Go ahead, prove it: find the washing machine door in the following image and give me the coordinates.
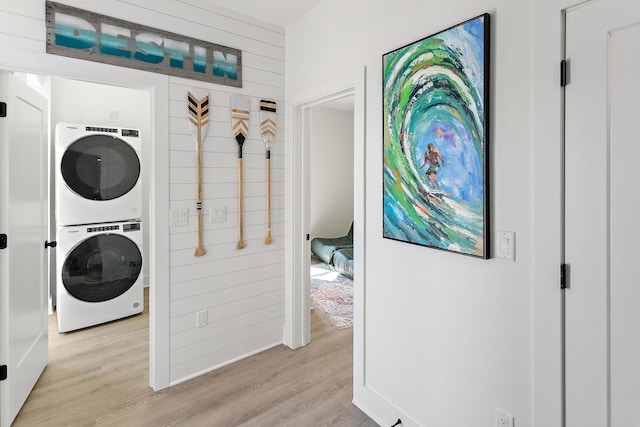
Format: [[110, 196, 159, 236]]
[[61, 134, 140, 201], [62, 233, 142, 302]]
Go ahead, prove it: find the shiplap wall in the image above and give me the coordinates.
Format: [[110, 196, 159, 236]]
[[168, 78, 286, 381], [0, 0, 285, 386]]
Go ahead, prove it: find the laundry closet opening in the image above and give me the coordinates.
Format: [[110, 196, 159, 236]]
[[49, 77, 151, 309], [22, 72, 152, 364]]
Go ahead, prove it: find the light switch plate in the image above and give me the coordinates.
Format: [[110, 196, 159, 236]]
[[496, 230, 515, 261], [170, 208, 189, 227], [209, 206, 227, 223], [196, 310, 207, 328]]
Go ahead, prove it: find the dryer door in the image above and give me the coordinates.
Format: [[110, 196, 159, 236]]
[[61, 134, 140, 201], [62, 233, 142, 302]]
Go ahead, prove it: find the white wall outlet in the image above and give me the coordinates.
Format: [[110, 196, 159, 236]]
[[196, 310, 207, 328], [495, 408, 514, 427]]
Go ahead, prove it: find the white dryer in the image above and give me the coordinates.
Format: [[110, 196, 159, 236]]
[[56, 221, 144, 332], [55, 123, 142, 226]]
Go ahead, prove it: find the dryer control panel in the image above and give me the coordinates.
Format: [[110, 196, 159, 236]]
[[123, 223, 141, 232], [121, 129, 140, 138]]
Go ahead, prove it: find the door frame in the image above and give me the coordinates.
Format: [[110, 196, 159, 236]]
[[0, 51, 171, 390], [531, 1, 578, 425], [284, 68, 366, 361]]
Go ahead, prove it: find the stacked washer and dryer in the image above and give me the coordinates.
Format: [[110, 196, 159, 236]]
[[55, 124, 144, 332]]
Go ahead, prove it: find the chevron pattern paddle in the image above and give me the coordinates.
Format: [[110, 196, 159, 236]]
[[188, 91, 210, 257], [231, 95, 251, 249], [260, 100, 277, 244]]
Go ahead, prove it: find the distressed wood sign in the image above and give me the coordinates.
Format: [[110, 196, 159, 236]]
[[45, 1, 242, 87]]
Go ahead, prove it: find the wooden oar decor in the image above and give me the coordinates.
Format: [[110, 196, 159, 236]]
[[231, 95, 250, 249], [188, 90, 210, 257], [260, 100, 277, 245]]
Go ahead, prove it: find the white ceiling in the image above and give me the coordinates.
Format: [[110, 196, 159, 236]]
[[198, 0, 352, 111], [200, 0, 324, 28]]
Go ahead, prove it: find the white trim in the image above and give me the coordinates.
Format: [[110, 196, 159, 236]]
[[532, 1, 573, 426], [148, 78, 170, 391], [0, 47, 171, 391]]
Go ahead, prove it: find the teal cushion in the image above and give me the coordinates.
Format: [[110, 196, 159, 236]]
[[311, 235, 351, 264], [332, 248, 354, 279], [310, 222, 354, 264]]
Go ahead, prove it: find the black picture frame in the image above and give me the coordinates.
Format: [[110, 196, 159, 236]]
[[382, 13, 491, 258]]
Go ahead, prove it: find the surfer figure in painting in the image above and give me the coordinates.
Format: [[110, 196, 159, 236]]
[[420, 143, 445, 191]]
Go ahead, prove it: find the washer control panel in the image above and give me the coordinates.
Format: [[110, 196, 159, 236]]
[[87, 224, 120, 233]]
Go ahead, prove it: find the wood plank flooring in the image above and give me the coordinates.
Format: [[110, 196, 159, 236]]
[[13, 288, 377, 427]]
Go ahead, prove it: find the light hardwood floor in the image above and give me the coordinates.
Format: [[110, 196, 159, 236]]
[[13, 288, 377, 426]]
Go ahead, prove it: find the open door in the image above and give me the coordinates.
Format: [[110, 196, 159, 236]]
[[564, 1, 640, 425], [0, 71, 49, 426]]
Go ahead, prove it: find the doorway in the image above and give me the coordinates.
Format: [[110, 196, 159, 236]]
[[0, 62, 171, 411], [9, 73, 154, 418], [285, 66, 366, 395], [13, 74, 152, 320], [308, 96, 355, 328]]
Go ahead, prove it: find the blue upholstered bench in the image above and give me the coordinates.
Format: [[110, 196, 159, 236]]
[[310, 222, 354, 278]]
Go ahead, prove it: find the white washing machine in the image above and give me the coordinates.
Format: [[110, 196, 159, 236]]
[[56, 221, 144, 332], [55, 123, 142, 226]]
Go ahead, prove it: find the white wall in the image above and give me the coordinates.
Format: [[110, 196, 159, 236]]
[[0, 0, 285, 389], [287, 0, 534, 426], [309, 106, 354, 238], [50, 78, 152, 286]]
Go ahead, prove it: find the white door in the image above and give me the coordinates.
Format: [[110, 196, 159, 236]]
[[0, 71, 49, 426], [565, 1, 640, 425]]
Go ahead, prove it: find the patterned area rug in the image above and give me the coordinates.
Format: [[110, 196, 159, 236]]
[[310, 260, 353, 329]]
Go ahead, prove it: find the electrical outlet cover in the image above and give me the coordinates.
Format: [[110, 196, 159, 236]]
[[495, 408, 514, 427]]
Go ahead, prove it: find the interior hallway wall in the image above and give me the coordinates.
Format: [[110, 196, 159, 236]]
[[287, 0, 534, 426], [309, 106, 354, 238]]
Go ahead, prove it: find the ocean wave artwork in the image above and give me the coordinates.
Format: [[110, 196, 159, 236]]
[[382, 14, 490, 258]]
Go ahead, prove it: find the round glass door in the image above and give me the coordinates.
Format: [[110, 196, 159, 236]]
[[62, 234, 142, 302], [61, 135, 140, 201]]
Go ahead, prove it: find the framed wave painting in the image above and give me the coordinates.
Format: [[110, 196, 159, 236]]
[[382, 14, 490, 258]]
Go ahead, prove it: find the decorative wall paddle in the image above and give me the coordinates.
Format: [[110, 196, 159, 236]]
[[260, 100, 277, 244], [231, 95, 250, 249], [188, 90, 210, 257]]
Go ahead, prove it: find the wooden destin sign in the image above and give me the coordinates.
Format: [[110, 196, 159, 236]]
[[45, 1, 242, 87]]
